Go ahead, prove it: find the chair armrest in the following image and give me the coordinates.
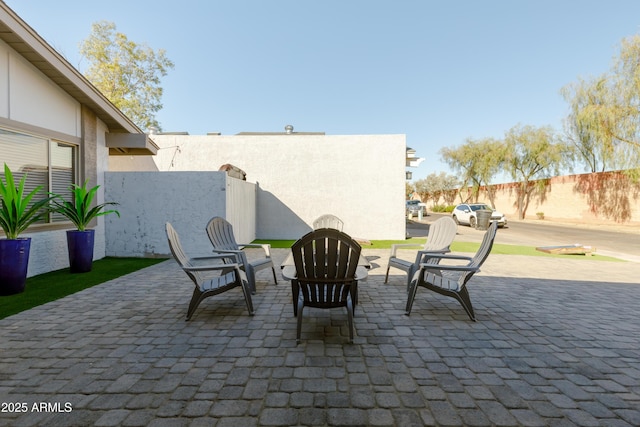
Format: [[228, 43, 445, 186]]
[[416, 249, 450, 256], [239, 243, 272, 258], [192, 254, 238, 263], [418, 253, 473, 262], [211, 248, 242, 254], [414, 248, 450, 264], [389, 243, 423, 257], [420, 263, 479, 272], [183, 263, 241, 272], [211, 249, 247, 263]]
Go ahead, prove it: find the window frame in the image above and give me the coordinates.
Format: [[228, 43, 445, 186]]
[[0, 125, 80, 234]]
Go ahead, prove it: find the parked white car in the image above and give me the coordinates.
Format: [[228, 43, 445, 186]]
[[452, 203, 507, 228]]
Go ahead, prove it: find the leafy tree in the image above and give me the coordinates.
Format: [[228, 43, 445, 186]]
[[414, 172, 459, 206], [561, 76, 613, 173], [440, 137, 505, 207], [440, 176, 460, 205], [406, 181, 415, 199], [503, 124, 569, 219], [561, 34, 640, 179], [80, 21, 174, 131]]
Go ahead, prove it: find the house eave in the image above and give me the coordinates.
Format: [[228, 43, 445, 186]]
[[106, 133, 159, 155]]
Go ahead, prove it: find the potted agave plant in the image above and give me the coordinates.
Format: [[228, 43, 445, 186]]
[[0, 163, 54, 295], [51, 180, 120, 273]]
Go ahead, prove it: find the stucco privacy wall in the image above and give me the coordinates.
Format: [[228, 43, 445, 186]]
[[1, 38, 108, 276], [105, 172, 256, 257], [488, 172, 640, 225], [110, 134, 407, 240], [430, 171, 640, 226]]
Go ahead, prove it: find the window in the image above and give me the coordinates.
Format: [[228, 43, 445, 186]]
[[0, 127, 78, 225], [470, 204, 489, 211]]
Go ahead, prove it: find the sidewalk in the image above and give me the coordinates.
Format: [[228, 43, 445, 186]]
[[1, 248, 638, 426]]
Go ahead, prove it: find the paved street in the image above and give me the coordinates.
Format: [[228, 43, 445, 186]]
[[409, 214, 640, 262], [1, 244, 638, 426]]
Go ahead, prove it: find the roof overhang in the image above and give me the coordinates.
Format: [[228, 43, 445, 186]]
[[0, 3, 155, 155], [106, 133, 159, 155]]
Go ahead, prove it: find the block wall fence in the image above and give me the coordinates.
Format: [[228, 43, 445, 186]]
[[433, 171, 640, 227], [104, 172, 256, 258]]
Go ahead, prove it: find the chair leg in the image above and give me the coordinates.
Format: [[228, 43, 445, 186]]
[[296, 303, 304, 344], [271, 266, 278, 285], [351, 282, 358, 313], [347, 299, 354, 343], [404, 280, 420, 316], [384, 265, 390, 284], [454, 287, 476, 321], [240, 282, 255, 316], [291, 280, 299, 316], [186, 288, 205, 321], [406, 265, 418, 293], [245, 264, 257, 294]]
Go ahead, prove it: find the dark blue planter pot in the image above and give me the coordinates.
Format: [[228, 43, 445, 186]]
[[67, 230, 95, 273], [0, 238, 31, 296]]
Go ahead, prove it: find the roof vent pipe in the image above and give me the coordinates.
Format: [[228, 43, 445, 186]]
[[285, 125, 294, 134]]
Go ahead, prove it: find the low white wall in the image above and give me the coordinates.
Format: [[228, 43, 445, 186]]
[[23, 229, 69, 277], [105, 171, 256, 257], [23, 225, 106, 277], [111, 134, 407, 240]]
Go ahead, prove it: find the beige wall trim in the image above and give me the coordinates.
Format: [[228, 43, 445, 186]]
[[0, 116, 81, 144]]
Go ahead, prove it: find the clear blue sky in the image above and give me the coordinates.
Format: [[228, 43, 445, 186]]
[[6, 0, 640, 181]]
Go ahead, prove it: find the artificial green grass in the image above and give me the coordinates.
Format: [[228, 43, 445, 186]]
[[0, 257, 168, 320], [254, 239, 622, 261]]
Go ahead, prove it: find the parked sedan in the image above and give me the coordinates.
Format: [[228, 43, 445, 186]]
[[452, 203, 507, 228]]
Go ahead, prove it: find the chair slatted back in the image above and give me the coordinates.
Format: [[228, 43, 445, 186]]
[[312, 214, 344, 231], [458, 221, 498, 286], [206, 216, 240, 251], [424, 216, 457, 252], [292, 228, 361, 308], [166, 222, 203, 285], [470, 221, 498, 269]]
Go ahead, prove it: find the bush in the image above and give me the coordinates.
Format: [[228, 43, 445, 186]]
[[431, 204, 456, 213]]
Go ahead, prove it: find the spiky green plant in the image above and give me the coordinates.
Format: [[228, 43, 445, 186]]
[[51, 180, 120, 231], [0, 163, 54, 239]]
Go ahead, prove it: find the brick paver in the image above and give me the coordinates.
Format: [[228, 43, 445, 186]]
[[1, 247, 639, 426]]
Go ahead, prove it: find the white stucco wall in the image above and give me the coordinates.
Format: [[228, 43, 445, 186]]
[[21, 229, 69, 277], [110, 134, 407, 240], [105, 171, 256, 258], [0, 39, 81, 137], [0, 41, 8, 118]]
